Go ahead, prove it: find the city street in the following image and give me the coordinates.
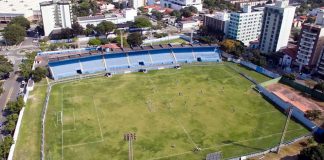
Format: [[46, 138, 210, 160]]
[[0, 38, 38, 138]]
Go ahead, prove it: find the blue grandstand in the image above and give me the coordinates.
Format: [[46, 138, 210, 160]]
[[47, 45, 222, 80]]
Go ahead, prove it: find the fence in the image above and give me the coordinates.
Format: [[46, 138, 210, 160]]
[[227, 134, 312, 160], [240, 61, 280, 79], [259, 77, 281, 87], [280, 78, 324, 101]]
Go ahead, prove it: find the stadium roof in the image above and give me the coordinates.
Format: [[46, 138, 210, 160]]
[[0, 0, 48, 17]]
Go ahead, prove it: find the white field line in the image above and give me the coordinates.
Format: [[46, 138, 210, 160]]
[[92, 97, 104, 140], [167, 103, 199, 149], [61, 87, 64, 160], [149, 127, 306, 160], [63, 139, 105, 148]]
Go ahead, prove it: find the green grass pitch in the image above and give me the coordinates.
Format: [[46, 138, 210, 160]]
[[44, 63, 309, 160]]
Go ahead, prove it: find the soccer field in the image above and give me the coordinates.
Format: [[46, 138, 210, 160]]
[[44, 63, 309, 160]]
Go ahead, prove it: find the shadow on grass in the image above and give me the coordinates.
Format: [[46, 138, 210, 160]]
[[221, 140, 265, 151]]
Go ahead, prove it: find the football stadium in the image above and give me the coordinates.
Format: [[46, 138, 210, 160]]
[[19, 44, 324, 159]]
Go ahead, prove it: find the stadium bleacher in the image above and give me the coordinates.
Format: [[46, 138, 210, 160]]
[[172, 48, 195, 63], [47, 45, 222, 80], [104, 53, 130, 70], [80, 56, 106, 74], [149, 49, 175, 65], [128, 51, 152, 67], [49, 59, 82, 80]]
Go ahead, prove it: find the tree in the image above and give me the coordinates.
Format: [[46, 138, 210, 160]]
[[32, 67, 48, 82], [188, 6, 198, 14], [170, 10, 181, 19], [180, 8, 192, 18], [6, 96, 24, 114], [9, 16, 30, 30], [0, 55, 13, 79], [134, 17, 152, 28], [298, 144, 324, 160], [219, 39, 244, 57], [305, 110, 322, 120], [127, 32, 143, 47], [72, 22, 84, 36], [152, 10, 163, 21], [96, 21, 116, 37], [88, 38, 101, 46], [3, 24, 26, 45], [19, 52, 37, 79], [0, 136, 13, 158], [6, 114, 18, 123], [3, 120, 16, 134], [282, 73, 296, 80], [314, 82, 324, 92]]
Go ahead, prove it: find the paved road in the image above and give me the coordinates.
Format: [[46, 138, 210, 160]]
[[0, 38, 38, 137]]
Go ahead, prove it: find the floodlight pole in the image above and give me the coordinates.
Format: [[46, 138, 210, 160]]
[[121, 30, 123, 48], [276, 107, 293, 153]]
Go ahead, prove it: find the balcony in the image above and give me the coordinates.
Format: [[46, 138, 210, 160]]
[[300, 39, 314, 45], [303, 30, 318, 36], [300, 42, 313, 48], [296, 59, 308, 65], [302, 34, 316, 40], [318, 69, 324, 75], [298, 48, 312, 54]]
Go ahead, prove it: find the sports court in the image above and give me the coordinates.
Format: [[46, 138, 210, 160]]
[[267, 83, 324, 112], [44, 63, 309, 160]]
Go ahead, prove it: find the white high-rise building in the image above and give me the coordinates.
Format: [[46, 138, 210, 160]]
[[227, 5, 263, 46], [259, 0, 296, 54], [160, 0, 202, 11], [130, 0, 146, 9], [40, 0, 73, 36]]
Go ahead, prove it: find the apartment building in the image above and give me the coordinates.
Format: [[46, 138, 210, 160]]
[[203, 11, 230, 37], [259, 0, 296, 54], [40, 0, 73, 36], [296, 10, 324, 70], [317, 48, 324, 77], [130, 0, 146, 9], [227, 5, 263, 46]]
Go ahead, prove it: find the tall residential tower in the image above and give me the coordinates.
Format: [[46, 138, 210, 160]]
[[40, 0, 73, 36], [259, 0, 295, 54]]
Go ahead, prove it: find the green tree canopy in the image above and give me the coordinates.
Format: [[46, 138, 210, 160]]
[[9, 16, 30, 29], [32, 67, 48, 82], [3, 24, 26, 45], [96, 21, 116, 36], [170, 10, 181, 19], [127, 32, 143, 47], [314, 82, 324, 92], [88, 38, 102, 46], [0, 136, 13, 158], [19, 52, 37, 79], [298, 144, 324, 160], [152, 10, 163, 21], [219, 39, 244, 57], [0, 55, 13, 79], [134, 17, 152, 28], [72, 22, 84, 36]]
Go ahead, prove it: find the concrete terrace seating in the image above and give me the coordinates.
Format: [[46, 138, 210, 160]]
[[104, 53, 129, 70], [46, 45, 222, 80], [172, 48, 195, 63], [149, 49, 175, 65], [128, 51, 152, 67], [193, 47, 220, 62], [80, 56, 106, 74], [49, 59, 82, 80]]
